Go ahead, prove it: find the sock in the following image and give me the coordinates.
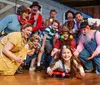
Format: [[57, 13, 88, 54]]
[[37, 62, 40, 66]]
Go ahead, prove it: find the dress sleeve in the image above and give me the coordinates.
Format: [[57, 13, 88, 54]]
[[8, 32, 21, 46]]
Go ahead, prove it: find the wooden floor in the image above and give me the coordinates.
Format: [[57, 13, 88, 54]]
[[0, 70, 100, 85]]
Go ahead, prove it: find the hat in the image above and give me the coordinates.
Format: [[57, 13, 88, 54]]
[[62, 26, 69, 33], [30, 1, 41, 10], [80, 21, 89, 29], [65, 10, 75, 20]]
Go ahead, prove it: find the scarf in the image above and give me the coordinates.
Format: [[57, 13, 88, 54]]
[[18, 15, 29, 25]]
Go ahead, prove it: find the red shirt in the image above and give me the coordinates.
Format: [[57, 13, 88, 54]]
[[28, 13, 42, 32], [54, 39, 76, 52]]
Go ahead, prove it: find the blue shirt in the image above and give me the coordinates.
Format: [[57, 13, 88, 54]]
[[0, 14, 21, 34]]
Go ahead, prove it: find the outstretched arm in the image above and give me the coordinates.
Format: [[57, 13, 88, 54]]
[[47, 61, 60, 76]]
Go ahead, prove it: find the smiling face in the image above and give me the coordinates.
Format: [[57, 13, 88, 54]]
[[22, 25, 32, 39], [62, 32, 69, 40], [67, 12, 74, 20], [75, 13, 83, 23], [31, 6, 39, 13], [52, 22, 58, 31], [33, 39, 39, 48], [61, 48, 72, 61]]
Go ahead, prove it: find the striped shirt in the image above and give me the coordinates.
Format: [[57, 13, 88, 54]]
[[44, 26, 58, 41]]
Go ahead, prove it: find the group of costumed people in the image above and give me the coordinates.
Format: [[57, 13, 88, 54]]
[[0, 1, 42, 75], [0, 1, 100, 80]]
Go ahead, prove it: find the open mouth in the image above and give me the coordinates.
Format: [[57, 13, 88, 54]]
[[27, 33, 30, 37], [83, 34, 86, 36], [64, 56, 71, 59]]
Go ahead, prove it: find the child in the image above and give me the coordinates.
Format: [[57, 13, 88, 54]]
[[35, 20, 59, 71], [47, 46, 85, 78], [25, 34, 41, 72], [50, 26, 76, 65]]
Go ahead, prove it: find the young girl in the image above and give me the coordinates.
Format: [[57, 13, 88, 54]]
[[25, 34, 41, 72], [47, 46, 85, 78], [50, 26, 76, 65]]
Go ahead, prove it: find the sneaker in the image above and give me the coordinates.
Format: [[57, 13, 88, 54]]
[[29, 67, 36, 72], [18, 66, 23, 72], [16, 69, 23, 74], [35, 66, 42, 72], [16, 66, 23, 74]]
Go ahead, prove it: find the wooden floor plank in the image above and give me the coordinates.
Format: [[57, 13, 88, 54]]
[[0, 70, 100, 85]]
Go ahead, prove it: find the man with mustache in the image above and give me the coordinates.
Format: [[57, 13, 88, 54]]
[[75, 12, 100, 29], [74, 22, 100, 74]]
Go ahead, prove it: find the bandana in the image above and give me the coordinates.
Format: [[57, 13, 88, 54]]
[[18, 15, 29, 25]]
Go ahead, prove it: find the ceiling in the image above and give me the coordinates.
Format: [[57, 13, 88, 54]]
[[54, 0, 100, 7]]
